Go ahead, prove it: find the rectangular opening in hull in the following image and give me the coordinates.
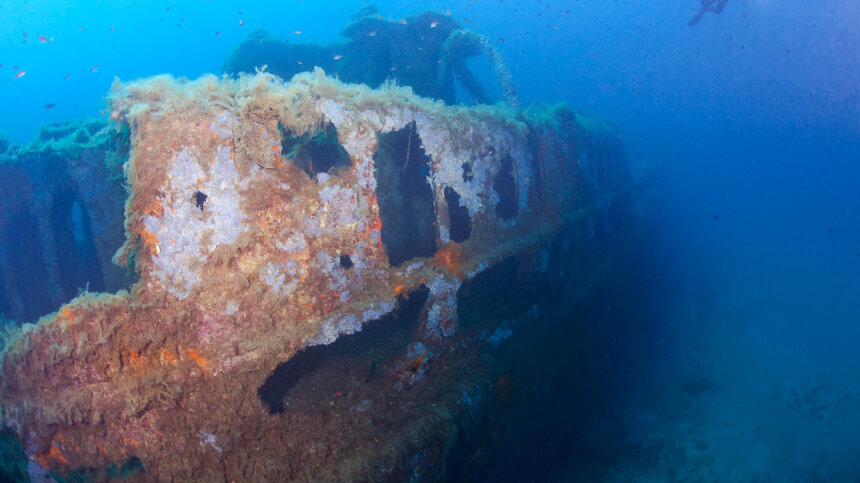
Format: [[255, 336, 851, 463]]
[[374, 122, 437, 266]]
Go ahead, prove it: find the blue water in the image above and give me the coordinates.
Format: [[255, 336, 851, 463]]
[[2, 0, 859, 480]]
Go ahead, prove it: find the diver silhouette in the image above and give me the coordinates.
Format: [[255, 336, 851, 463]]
[[687, 0, 729, 26]]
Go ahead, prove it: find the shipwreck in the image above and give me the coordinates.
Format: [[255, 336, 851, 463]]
[[0, 9, 634, 482]]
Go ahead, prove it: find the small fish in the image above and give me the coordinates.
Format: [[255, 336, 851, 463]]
[[64, 75, 71, 79], [23, 30, 27, 40], [0, 63, 3, 69], [38, 35, 48, 43], [712, 215, 719, 221], [44, 104, 55, 109], [110, 25, 115, 33], [14, 70, 26, 79], [239, 19, 243, 26], [498, 37, 505, 42], [430, 20, 438, 28], [215, 31, 221, 36], [333, 54, 342, 60], [368, 30, 376, 37], [77, 27, 85, 31], [551, 25, 560, 30], [333, 392, 344, 397], [400, 18, 408, 24], [291, 30, 302, 35], [91, 64, 99, 72]]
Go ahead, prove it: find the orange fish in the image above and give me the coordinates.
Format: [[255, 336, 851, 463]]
[[14, 70, 26, 79], [333, 392, 344, 397], [38, 35, 48, 43], [91, 65, 99, 72]]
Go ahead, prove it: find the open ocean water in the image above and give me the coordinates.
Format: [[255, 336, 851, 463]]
[[1, 0, 858, 481]]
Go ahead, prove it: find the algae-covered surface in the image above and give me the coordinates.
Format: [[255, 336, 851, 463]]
[[0, 69, 630, 480]]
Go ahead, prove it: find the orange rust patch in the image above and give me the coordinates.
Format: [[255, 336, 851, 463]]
[[146, 199, 164, 218], [363, 215, 382, 239], [140, 229, 160, 254], [123, 349, 148, 371], [36, 443, 69, 468], [434, 243, 465, 278], [187, 348, 209, 369]]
